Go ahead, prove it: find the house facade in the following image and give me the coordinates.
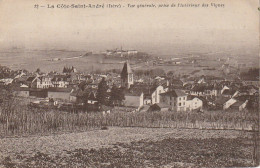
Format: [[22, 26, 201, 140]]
[[52, 75, 69, 88], [27, 76, 53, 89], [186, 96, 203, 111], [160, 89, 187, 111], [151, 85, 165, 104]]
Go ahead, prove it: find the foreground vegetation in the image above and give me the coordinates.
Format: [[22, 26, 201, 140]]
[[0, 103, 258, 137], [0, 93, 258, 166]]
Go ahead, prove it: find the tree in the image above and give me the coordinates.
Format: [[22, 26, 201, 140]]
[[36, 68, 41, 74], [0, 65, 12, 79], [150, 68, 165, 77], [110, 85, 125, 106], [167, 71, 174, 78], [96, 78, 109, 105]]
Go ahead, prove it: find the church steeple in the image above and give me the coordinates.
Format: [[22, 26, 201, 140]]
[[121, 61, 134, 88]]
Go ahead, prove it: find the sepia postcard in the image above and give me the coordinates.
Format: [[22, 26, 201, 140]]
[[0, 0, 259, 167]]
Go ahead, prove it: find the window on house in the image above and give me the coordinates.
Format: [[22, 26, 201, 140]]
[[183, 102, 185, 105], [179, 97, 181, 101], [183, 97, 185, 100], [179, 103, 181, 106]]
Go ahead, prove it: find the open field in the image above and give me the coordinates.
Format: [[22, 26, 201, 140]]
[[0, 127, 255, 167], [0, 50, 123, 73], [1, 50, 257, 76]]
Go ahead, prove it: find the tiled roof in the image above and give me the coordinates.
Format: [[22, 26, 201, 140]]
[[129, 84, 162, 97], [222, 89, 236, 95], [230, 101, 245, 107], [125, 91, 143, 96], [26, 76, 36, 82], [187, 95, 199, 100], [160, 89, 186, 97], [214, 96, 229, 105], [13, 87, 30, 91]]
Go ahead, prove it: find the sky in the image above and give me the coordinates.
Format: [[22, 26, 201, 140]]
[[0, 0, 259, 56]]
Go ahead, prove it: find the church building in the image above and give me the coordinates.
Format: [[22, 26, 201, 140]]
[[121, 61, 134, 89]]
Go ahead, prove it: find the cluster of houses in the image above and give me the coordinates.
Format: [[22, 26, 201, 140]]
[[2, 61, 259, 113]]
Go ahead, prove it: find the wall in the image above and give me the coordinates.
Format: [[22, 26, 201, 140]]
[[14, 91, 29, 97], [152, 86, 165, 104], [176, 96, 187, 111], [48, 91, 70, 101], [186, 98, 203, 110], [125, 95, 142, 108]]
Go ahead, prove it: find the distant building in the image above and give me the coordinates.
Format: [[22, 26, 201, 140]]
[[47, 88, 74, 101], [129, 84, 166, 105], [190, 85, 205, 96], [52, 75, 69, 88], [150, 85, 165, 104], [124, 91, 144, 110], [186, 95, 203, 111], [221, 89, 237, 98], [223, 97, 248, 111], [242, 80, 259, 87], [127, 50, 138, 55], [160, 89, 187, 111], [13, 87, 30, 98], [0, 78, 13, 85], [63, 66, 77, 74], [229, 100, 248, 111], [105, 48, 138, 56], [121, 61, 134, 89], [26, 76, 53, 89]]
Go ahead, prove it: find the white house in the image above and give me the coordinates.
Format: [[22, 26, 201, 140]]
[[0, 78, 13, 85], [151, 85, 166, 104], [186, 96, 203, 111], [27, 76, 53, 89]]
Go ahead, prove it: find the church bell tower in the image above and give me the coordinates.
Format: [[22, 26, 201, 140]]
[[121, 61, 134, 89]]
